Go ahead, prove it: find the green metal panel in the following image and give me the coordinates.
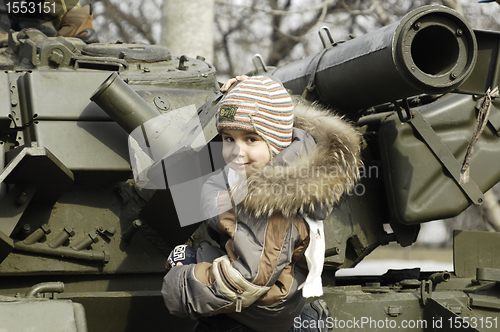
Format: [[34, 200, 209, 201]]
[[60, 291, 195, 332], [0, 72, 11, 131], [0, 299, 87, 332], [32, 121, 130, 179], [17, 70, 113, 121], [454, 230, 500, 278], [379, 94, 500, 224], [321, 286, 424, 331], [458, 30, 500, 95]]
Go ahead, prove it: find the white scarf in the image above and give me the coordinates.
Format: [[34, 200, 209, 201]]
[[298, 216, 325, 297]]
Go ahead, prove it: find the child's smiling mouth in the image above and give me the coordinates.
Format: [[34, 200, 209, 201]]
[[232, 162, 248, 169]]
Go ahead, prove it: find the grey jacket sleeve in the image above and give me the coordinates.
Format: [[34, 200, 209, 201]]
[[161, 255, 233, 318]]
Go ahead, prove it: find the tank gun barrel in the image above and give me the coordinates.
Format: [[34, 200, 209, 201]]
[[91, 72, 160, 134], [270, 5, 477, 112], [91, 72, 185, 159]]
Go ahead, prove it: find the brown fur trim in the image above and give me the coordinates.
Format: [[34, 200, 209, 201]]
[[233, 102, 363, 218]]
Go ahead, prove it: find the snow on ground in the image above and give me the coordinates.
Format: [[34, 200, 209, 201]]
[[336, 221, 454, 277], [335, 259, 454, 277]]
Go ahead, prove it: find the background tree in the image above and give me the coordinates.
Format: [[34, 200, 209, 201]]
[[88, 0, 500, 78], [161, 0, 214, 64], [91, 0, 160, 44]]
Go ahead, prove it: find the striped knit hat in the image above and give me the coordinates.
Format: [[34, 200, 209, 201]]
[[216, 76, 294, 157]]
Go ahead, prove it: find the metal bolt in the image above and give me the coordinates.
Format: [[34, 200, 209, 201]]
[[89, 232, 99, 243], [23, 225, 51, 245], [450, 72, 458, 80], [97, 226, 116, 236], [121, 219, 143, 244], [22, 224, 31, 234], [456, 29, 463, 36], [48, 226, 75, 248], [71, 232, 99, 251], [16, 190, 29, 206], [48, 49, 64, 65], [65, 227, 76, 237], [325, 247, 340, 257], [17, 223, 31, 240], [387, 306, 401, 317], [413, 22, 421, 30], [40, 224, 51, 235]]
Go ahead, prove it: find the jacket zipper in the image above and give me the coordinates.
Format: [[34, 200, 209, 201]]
[[235, 291, 243, 312], [218, 263, 244, 312]]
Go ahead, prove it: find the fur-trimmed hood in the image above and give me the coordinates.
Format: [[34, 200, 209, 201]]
[[234, 101, 363, 219]]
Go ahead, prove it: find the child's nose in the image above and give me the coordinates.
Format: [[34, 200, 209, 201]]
[[231, 142, 243, 157]]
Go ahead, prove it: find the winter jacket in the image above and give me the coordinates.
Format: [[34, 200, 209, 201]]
[[161, 102, 362, 332]]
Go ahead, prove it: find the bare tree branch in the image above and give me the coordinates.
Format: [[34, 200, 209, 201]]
[[483, 190, 500, 231], [215, 0, 334, 16], [215, 16, 235, 77], [269, 0, 332, 42], [370, 0, 391, 26], [98, 0, 156, 44], [442, 0, 464, 16], [340, 0, 378, 15], [101, 0, 130, 43], [267, 0, 328, 66]]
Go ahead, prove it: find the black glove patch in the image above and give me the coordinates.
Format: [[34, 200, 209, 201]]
[[165, 244, 197, 273]]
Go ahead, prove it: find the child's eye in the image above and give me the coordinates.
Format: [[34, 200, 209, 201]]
[[223, 136, 234, 142], [246, 137, 258, 143]]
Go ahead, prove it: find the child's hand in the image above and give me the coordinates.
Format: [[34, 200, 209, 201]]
[[220, 75, 249, 93]]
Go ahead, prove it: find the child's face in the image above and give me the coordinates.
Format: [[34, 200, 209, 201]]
[[221, 129, 271, 175]]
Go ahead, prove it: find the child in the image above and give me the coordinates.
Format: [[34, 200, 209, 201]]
[[162, 76, 362, 331]]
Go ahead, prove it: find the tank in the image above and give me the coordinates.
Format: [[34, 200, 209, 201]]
[[1, 4, 500, 331]]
